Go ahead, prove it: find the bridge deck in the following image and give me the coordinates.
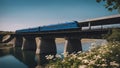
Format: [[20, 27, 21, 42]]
[[14, 29, 110, 39], [78, 14, 120, 27]]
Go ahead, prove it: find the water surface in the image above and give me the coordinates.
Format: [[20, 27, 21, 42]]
[[0, 40, 106, 68]]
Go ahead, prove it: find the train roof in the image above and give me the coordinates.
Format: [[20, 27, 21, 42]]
[[42, 21, 78, 27]]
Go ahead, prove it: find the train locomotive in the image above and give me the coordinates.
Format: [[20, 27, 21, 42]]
[[16, 21, 80, 33]]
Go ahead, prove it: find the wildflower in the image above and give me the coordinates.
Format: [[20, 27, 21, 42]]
[[101, 43, 106, 46], [101, 59, 106, 62], [112, 45, 115, 47], [104, 45, 108, 48], [116, 54, 119, 57], [88, 49, 91, 52], [101, 64, 107, 67], [79, 65, 87, 68], [77, 51, 82, 54], [62, 59, 65, 63], [71, 53, 77, 59], [55, 54, 62, 58], [110, 50, 113, 53], [77, 57, 82, 60], [82, 59, 89, 63], [45, 55, 54, 60], [91, 42, 96, 46], [63, 52, 68, 57], [96, 55, 101, 59], [96, 64, 100, 66], [110, 61, 119, 67], [88, 60, 95, 65]]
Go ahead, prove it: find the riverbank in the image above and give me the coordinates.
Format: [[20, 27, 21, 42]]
[[0, 38, 100, 49], [0, 43, 13, 49], [56, 38, 97, 43], [46, 42, 120, 68]]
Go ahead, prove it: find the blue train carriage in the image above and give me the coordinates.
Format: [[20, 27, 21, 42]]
[[40, 21, 80, 31], [16, 27, 40, 33], [28, 27, 40, 33], [16, 28, 30, 33]]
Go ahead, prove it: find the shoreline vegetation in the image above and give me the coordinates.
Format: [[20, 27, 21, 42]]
[[46, 42, 120, 68], [0, 43, 13, 49], [45, 28, 120, 68]]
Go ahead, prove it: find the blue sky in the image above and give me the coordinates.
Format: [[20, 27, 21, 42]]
[[0, 0, 119, 31]]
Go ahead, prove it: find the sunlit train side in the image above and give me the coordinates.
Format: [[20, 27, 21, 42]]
[[16, 27, 40, 33], [16, 21, 80, 33], [29, 27, 40, 32], [16, 28, 30, 33], [40, 21, 79, 31]]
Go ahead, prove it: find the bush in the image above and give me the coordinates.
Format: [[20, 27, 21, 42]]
[[46, 42, 120, 68], [104, 29, 120, 42]]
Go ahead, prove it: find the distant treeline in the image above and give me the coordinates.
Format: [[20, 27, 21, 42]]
[[0, 31, 14, 34]]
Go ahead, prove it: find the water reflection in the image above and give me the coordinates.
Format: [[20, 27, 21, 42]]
[[22, 51, 37, 68], [0, 40, 106, 68], [35, 55, 47, 68], [0, 47, 49, 68], [0, 48, 10, 57]]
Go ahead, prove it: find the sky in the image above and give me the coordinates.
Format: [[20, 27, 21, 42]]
[[0, 0, 119, 31]]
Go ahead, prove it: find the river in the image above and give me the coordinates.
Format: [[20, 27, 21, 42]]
[[0, 40, 106, 68]]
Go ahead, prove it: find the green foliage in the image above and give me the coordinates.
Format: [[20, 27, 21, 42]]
[[96, 0, 120, 13], [103, 29, 120, 42], [46, 42, 120, 68]]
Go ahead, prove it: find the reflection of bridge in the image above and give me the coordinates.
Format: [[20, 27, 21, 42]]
[[0, 48, 45, 68], [0, 14, 120, 54]]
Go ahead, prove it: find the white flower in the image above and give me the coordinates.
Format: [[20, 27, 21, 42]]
[[55, 54, 62, 58], [110, 61, 119, 67], [91, 42, 97, 46], [101, 43, 106, 46], [82, 59, 89, 63], [116, 54, 119, 57], [63, 52, 68, 57], [62, 59, 65, 63], [112, 45, 115, 47], [79, 65, 87, 68], [101, 64, 107, 67], [77, 57, 82, 60], [96, 55, 101, 59], [101, 59, 106, 62], [104, 45, 108, 48], [71, 53, 77, 59], [88, 60, 95, 65], [45, 55, 54, 60], [96, 64, 100, 66], [77, 51, 82, 54], [110, 50, 113, 53]]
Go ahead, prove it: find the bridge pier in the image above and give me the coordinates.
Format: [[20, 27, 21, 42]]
[[36, 37, 56, 55], [22, 36, 36, 51], [64, 38, 82, 54], [0, 35, 3, 43], [13, 36, 23, 47]]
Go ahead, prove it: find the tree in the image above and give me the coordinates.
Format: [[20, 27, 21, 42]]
[[96, 0, 120, 13], [103, 29, 120, 42]]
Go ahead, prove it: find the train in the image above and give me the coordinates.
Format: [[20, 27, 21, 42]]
[[16, 21, 80, 33]]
